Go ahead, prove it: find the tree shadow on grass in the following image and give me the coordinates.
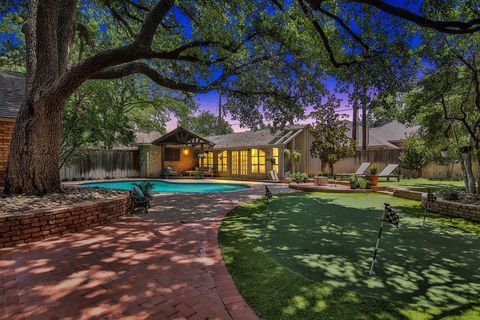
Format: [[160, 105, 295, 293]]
[[219, 192, 480, 319]]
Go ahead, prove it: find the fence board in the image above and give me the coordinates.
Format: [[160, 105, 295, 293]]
[[60, 149, 140, 181]]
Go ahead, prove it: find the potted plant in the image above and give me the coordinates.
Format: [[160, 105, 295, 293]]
[[314, 171, 329, 186], [366, 163, 379, 187], [348, 175, 360, 189]]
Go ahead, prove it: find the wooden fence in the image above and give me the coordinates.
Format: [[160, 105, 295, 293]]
[[328, 149, 474, 180], [328, 149, 403, 175], [60, 149, 140, 181]]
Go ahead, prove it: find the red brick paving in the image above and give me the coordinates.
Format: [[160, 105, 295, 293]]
[[0, 184, 291, 319]]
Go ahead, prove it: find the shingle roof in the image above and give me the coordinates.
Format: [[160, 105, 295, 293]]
[[370, 121, 418, 142], [206, 124, 308, 149], [0, 71, 25, 119], [346, 121, 418, 149]]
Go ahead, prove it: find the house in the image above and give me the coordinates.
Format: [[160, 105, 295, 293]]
[[349, 121, 417, 150], [138, 125, 323, 180], [0, 71, 24, 185]]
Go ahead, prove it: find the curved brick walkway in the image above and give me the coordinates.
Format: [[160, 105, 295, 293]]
[[0, 183, 291, 320]]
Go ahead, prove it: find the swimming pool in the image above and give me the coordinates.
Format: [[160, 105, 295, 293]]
[[81, 180, 250, 193]]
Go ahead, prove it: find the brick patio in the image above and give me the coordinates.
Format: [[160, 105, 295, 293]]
[[0, 183, 291, 320]]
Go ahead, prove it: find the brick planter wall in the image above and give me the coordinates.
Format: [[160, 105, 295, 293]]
[[0, 118, 15, 186], [0, 195, 130, 248], [426, 199, 480, 222], [392, 189, 423, 201]]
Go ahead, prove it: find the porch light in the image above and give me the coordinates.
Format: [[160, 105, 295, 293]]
[[183, 148, 190, 155]]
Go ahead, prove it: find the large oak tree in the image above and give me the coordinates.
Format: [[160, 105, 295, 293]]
[[4, 0, 480, 194]]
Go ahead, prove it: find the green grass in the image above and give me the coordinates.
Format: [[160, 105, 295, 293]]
[[378, 178, 465, 192], [219, 192, 480, 319]]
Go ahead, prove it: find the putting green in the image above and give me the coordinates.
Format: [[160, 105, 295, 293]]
[[219, 192, 480, 319]]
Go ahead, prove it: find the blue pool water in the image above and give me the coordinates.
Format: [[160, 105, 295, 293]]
[[81, 180, 249, 193]]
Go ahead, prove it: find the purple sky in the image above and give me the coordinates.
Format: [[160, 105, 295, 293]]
[[167, 77, 352, 132]]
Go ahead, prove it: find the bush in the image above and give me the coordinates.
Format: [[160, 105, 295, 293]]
[[290, 172, 309, 183], [438, 186, 461, 201], [358, 177, 370, 189], [133, 181, 154, 198], [317, 171, 328, 177]]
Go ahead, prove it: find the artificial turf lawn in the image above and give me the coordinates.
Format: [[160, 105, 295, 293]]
[[219, 192, 480, 320]]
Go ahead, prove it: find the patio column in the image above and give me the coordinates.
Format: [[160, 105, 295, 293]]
[[161, 145, 165, 175]]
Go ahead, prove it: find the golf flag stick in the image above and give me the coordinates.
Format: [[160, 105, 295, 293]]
[[423, 190, 436, 227], [366, 219, 384, 276], [265, 186, 273, 225], [366, 203, 399, 276]]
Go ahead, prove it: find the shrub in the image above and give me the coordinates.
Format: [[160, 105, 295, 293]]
[[358, 177, 370, 189], [438, 186, 461, 201], [317, 171, 328, 177], [290, 172, 309, 184], [133, 181, 154, 198], [368, 163, 378, 175], [348, 175, 360, 189]]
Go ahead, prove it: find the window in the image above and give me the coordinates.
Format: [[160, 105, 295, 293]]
[[203, 152, 213, 168], [240, 150, 248, 175], [217, 150, 228, 173], [272, 148, 279, 173], [251, 148, 265, 173], [231, 151, 239, 175], [164, 148, 180, 161]]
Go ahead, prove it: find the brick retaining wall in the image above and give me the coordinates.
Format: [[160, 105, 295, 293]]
[[426, 199, 480, 222], [0, 118, 15, 186], [392, 189, 423, 201], [0, 195, 130, 248]]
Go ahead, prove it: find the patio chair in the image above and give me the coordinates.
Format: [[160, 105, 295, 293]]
[[163, 166, 180, 178], [267, 170, 280, 182], [129, 186, 150, 214], [378, 164, 400, 182], [333, 162, 371, 180], [203, 167, 214, 178]]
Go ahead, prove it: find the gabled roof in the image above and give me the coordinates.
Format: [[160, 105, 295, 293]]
[[346, 121, 418, 150], [206, 124, 309, 149], [152, 126, 214, 146], [0, 71, 25, 119]]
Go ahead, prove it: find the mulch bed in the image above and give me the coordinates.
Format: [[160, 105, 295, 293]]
[[0, 186, 125, 215]]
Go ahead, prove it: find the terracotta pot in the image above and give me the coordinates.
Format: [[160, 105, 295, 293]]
[[314, 176, 329, 186], [367, 175, 379, 187]]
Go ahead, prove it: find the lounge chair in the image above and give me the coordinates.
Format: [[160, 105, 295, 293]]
[[333, 162, 371, 179], [267, 170, 280, 182], [378, 164, 400, 181], [163, 166, 180, 178], [130, 186, 150, 214]]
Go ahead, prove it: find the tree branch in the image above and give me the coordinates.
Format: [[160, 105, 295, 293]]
[[344, 0, 480, 34]]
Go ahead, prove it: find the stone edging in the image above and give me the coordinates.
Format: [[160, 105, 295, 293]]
[[0, 195, 130, 248], [391, 187, 480, 222]]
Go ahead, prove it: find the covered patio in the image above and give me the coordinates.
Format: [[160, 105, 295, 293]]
[[138, 127, 213, 178]]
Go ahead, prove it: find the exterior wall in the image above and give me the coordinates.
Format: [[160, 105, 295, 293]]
[[0, 195, 130, 248], [301, 129, 322, 175], [0, 118, 15, 185], [164, 147, 195, 173], [138, 144, 162, 177]]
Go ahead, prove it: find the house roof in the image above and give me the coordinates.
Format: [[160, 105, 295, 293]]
[[134, 131, 163, 144], [0, 71, 25, 119], [206, 124, 309, 149], [347, 121, 417, 150], [152, 126, 214, 146], [370, 121, 418, 143]]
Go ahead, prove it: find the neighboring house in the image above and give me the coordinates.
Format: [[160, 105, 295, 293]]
[[0, 71, 24, 185], [138, 125, 323, 179], [349, 121, 417, 150]]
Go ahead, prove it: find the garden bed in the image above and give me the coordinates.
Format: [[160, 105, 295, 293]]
[[0, 187, 130, 248]]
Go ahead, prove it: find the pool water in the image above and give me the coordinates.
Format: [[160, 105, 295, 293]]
[[81, 180, 249, 193]]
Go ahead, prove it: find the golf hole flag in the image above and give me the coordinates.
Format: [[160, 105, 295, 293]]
[[366, 203, 399, 276], [382, 205, 399, 228], [264, 185, 273, 225], [265, 185, 272, 199], [423, 189, 436, 227]]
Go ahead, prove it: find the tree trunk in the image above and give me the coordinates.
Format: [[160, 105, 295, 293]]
[[360, 85, 368, 151], [460, 155, 469, 192], [352, 83, 359, 143], [329, 162, 334, 176], [4, 96, 66, 195], [462, 153, 476, 193]]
